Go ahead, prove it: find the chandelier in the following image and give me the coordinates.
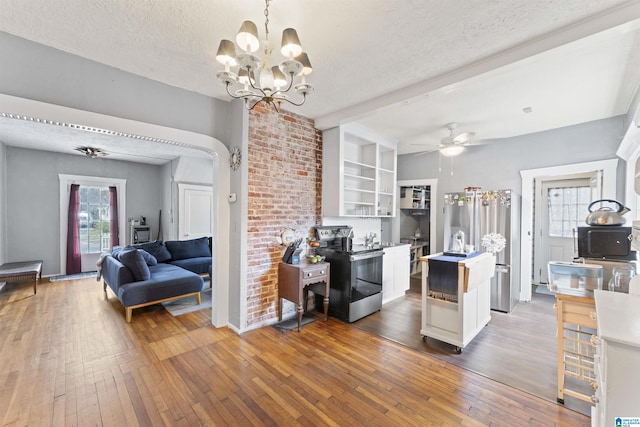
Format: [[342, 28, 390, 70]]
[[215, 0, 312, 111]]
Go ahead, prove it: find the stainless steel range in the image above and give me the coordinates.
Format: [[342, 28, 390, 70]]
[[314, 226, 384, 322]]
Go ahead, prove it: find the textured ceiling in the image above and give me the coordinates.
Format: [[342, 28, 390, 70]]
[[1, 0, 640, 159]]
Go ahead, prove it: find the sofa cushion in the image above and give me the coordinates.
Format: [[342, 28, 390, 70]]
[[118, 248, 151, 281], [117, 263, 204, 307], [112, 246, 157, 266], [138, 250, 158, 266], [170, 257, 211, 275], [131, 240, 172, 263], [165, 237, 211, 261]]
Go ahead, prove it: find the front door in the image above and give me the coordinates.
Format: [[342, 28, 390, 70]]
[[534, 175, 598, 284]]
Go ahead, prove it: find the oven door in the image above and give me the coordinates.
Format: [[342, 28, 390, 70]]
[[350, 251, 383, 296]]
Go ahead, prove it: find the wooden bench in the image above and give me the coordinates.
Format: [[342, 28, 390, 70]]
[[0, 261, 43, 294]]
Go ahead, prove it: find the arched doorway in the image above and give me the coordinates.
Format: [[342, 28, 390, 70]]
[[0, 94, 231, 327]]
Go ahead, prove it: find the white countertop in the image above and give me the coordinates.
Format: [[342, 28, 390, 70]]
[[594, 289, 640, 347]]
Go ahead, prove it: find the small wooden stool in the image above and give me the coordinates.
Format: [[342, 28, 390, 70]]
[[0, 260, 43, 294]]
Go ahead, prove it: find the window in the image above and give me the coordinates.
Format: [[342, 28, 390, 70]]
[[547, 186, 591, 237], [79, 186, 111, 254]]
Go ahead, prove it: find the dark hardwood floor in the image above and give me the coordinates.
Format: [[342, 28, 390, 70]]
[[353, 275, 593, 416], [0, 276, 591, 426]]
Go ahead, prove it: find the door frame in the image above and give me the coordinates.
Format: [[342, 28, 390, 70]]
[[520, 158, 618, 302], [533, 174, 594, 284]]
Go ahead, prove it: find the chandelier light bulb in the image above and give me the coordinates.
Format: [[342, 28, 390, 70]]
[[236, 21, 260, 53], [281, 28, 302, 58]]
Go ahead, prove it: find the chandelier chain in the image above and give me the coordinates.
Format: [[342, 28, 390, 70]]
[[264, 0, 270, 41]]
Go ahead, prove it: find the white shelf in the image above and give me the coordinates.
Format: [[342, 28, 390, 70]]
[[322, 123, 397, 218], [344, 173, 375, 181]]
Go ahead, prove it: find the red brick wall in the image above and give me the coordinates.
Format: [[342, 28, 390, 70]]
[[246, 105, 322, 327]]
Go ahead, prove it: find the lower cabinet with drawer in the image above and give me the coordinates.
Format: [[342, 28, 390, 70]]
[[591, 290, 640, 427]]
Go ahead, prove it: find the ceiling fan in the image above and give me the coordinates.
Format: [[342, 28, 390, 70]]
[[412, 122, 476, 157], [75, 146, 109, 159], [440, 122, 475, 154]]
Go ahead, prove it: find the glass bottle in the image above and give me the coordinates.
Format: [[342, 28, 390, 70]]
[[608, 265, 635, 293]]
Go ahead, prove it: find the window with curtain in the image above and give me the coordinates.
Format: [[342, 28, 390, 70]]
[[78, 186, 114, 254]]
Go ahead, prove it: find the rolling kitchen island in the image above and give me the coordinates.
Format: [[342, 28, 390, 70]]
[[420, 252, 495, 352]]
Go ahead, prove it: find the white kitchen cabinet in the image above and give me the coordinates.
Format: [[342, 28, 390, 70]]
[[382, 244, 411, 304], [591, 290, 640, 427], [322, 123, 397, 217]]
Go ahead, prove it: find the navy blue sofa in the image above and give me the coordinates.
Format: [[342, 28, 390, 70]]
[[101, 237, 212, 322]]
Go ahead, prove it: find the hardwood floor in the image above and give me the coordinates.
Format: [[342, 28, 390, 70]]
[[354, 276, 592, 416], [0, 277, 589, 426]]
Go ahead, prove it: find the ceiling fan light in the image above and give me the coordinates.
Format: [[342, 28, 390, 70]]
[[281, 28, 302, 58], [440, 145, 465, 157], [215, 39, 237, 66], [236, 21, 260, 53]]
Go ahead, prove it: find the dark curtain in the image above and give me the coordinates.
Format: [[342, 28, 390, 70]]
[[109, 186, 119, 247], [66, 184, 81, 274]]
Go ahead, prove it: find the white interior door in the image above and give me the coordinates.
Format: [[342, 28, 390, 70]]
[[178, 184, 212, 240], [534, 176, 595, 284]]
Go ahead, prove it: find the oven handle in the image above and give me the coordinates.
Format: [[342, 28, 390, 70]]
[[350, 251, 384, 262]]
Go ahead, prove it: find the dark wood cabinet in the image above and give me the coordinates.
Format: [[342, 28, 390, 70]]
[[278, 261, 330, 331]]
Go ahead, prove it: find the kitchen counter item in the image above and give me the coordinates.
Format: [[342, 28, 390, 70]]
[[547, 261, 603, 295], [585, 199, 630, 226]]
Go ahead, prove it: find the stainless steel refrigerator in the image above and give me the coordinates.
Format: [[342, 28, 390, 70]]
[[443, 189, 519, 312]]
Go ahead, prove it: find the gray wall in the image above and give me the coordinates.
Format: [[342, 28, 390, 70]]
[[398, 116, 626, 254], [6, 147, 163, 275], [0, 141, 6, 265], [0, 32, 231, 144]]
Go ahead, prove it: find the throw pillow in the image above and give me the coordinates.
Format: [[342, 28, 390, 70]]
[[132, 240, 172, 263], [118, 248, 151, 281], [138, 249, 158, 266], [165, 237, 211, 261]]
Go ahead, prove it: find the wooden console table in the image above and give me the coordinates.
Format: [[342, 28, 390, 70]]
[[0, 260, 43, 294], [278, 260, 330, 331]]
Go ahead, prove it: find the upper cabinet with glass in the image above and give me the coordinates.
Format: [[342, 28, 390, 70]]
[[322, 123, 397, 217]]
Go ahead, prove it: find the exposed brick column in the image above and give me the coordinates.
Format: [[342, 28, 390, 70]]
[[246, 105, 322, 327]]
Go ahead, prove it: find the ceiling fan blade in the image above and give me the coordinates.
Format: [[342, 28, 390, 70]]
[[452, 131, 475, 144]]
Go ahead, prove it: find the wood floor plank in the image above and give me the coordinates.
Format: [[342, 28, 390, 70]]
[[0, 277, 591, 426]]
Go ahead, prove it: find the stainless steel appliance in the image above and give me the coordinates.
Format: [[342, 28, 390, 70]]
[[577, 226, 635, 260], [314, 226, 384, 322], [443, 189, 519, 312]]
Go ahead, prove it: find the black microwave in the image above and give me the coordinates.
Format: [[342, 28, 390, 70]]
[[577, 226, 636, 260]]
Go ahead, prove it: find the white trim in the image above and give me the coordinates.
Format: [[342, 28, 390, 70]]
[[520, 158, 618, 302], [4, 94, 231, 328], [58, 174, 126, 274]]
